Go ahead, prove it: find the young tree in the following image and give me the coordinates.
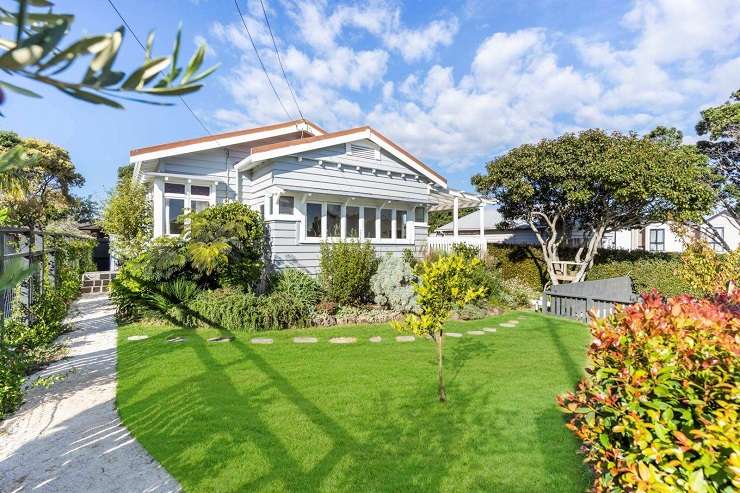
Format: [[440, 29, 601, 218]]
[[0, 0, 218, 108], [0, 131, 84, 230], [472, 129, 716, 285], [101, 166, 151, 261], [69, 195, 101, 224], [694, 89, 740, 251], [392, 254, 486, 402]]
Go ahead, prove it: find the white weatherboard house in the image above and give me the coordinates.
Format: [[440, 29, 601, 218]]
[[130, 119, 490, 274]]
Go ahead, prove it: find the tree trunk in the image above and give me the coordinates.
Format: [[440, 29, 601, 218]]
[[435, 331, 446, 403]]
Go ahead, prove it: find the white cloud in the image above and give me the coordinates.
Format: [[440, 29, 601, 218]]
[[384, 18, 459, 62]]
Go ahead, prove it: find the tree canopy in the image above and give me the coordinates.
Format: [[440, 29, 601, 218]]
[[0, 130, 83, 229], [472, 129, 716, 284], [695, 89, 739, 242], [100, 166, 152, 261]]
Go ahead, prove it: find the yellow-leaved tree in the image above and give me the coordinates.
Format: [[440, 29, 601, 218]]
[[392, 254, 486, 402]]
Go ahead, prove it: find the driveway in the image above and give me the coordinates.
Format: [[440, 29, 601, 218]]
[[0, 294, 179, 493]]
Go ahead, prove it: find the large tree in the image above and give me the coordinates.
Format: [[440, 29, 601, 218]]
[[694, 89, 739, 251], [472, 129, 716, 285], [0, 130, 83, 230]]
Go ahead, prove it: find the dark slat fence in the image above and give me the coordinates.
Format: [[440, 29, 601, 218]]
[[541, 276, 639, 323]]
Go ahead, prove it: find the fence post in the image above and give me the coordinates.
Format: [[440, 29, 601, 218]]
[[584, 297, 593, 323], [541, 291, 548, 314]]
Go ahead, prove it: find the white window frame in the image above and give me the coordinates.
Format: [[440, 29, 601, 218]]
[[163, 179, 215, 236], [648, 228, 665, 252], [297, 196, 413, 245]]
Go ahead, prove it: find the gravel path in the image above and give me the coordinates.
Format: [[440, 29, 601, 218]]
[[0, 294, 179, 493]]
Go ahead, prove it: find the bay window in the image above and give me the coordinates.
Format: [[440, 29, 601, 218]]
[[346, 206, 360, 238], [163, 180, 213, 235], [396, 210, 407, 239], [327, 204, 341, 237], [279, 195, 294, 215], [306, 203, 322, 238], [414, 206, 426, 223], [380, 209, 392, 239], [364, 207, 376, 239]]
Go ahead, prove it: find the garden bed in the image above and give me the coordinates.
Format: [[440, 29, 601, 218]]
[[117, 312, 591, 492]]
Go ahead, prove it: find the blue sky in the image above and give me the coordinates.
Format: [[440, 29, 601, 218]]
[[3, 0, 739, 201]]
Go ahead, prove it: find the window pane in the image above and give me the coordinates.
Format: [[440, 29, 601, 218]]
[[167, 198, 184, 234], [396, 210, 407, 239], [191, 185, 210, 196], [279, 196, 294, 215], [191, 200, 209, 213], [306, 203, 322, 238], [327, 204, 341, 237], [364, 207, 376, 239], [414, 206, 425, 222], [346, 206, 359, 238], [164, 183, 185, 194], [380, 209, 392, 239], [259, 204, 265, 218]]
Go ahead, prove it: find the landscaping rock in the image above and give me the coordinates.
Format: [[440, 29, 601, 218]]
[[445, 332, 463, 337], [166, 336, 185, 343], [208, 336, 234, 343], [293, 337, 318, 344], [127, 335, 148, 341], [483, 328, 497, 333], [466, 330, 485, 336], [369, 336, 382, 343], [395, 335, 415, 342], [250, 338, 273, 345], [329, 337, 357, 344]]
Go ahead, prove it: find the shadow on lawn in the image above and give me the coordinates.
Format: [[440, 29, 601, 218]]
[[116, 283, 588, 492]]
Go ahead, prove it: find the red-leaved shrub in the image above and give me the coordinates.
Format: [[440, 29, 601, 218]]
[[559, 291, 739, 492]]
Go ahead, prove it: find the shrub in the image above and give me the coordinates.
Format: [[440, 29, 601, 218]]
[[454, 303, 487, 320], [188, 286, 314, 331], [144, 279, 201, 327], [679, 241, 740, 296], [587, 257, 693, 297], [495, 278, 538, 309], [319, 240, 377, 305], [186, 202, 266, 288], [370, 254, 417, 312], [271, 268, 322, 307], [558, 292, 740, 492]]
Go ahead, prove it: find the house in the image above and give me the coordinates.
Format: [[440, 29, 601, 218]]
[[130, 119, 486, 274], [434, 207, 740, 253]]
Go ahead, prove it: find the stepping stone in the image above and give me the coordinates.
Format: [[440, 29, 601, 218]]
[[499, 322, 516, 328], [395, 335, 415, 342], [509, 320, 520, 325], [250, 338, 273, 345], [483, 328, 497, 333], [127, 335, 148, 341], [369, 336, 382, 343], [329, 337, 357, 344], [166, 336, 186, 343], [445, 332, 463, 338], [293, 337, 318, 344], [467, 330, 485, 336], [208, 336, 234, 343]]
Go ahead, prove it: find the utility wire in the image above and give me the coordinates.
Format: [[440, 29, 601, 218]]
[[233, 0, 294, 122], [106, 0, 214, 136], [257, 0, 304, 121]]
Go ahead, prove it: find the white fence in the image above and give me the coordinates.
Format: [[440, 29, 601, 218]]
[[426, 236, 488, 256]]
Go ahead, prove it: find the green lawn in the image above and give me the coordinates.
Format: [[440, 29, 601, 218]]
[[117, 312, 592, 493]]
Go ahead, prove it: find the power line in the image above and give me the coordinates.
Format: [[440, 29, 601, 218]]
[[257, 0, 304, 121], [106, 0, 214, 136], [233, 0, 294, 122]]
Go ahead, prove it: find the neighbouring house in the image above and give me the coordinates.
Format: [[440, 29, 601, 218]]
[[129, 119, 489, 274], [434, 207, 740, 253]]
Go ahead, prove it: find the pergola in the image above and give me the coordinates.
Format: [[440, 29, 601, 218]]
[[428, 188, 496, 238]]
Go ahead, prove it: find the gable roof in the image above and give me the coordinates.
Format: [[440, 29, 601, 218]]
[[129, 119, 326, 162], [236, 126, 447, 187]]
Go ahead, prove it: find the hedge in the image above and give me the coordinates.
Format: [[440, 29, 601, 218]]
[[487, 244, 693, 296]]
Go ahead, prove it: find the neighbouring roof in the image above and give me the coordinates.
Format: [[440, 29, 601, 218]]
[[435, 206, 528, 232], [238, 125, 448, 187], [129, 119, 326, 162]]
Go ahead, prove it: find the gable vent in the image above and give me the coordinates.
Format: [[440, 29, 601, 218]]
[[349, 143, 378, 160]]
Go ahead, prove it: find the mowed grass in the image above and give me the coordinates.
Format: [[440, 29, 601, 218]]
[[117, 312, 592, 493]]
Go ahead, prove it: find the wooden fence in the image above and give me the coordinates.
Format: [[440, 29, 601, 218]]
[[540, 276, 638, 323], [426, 236, 487, 257]]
